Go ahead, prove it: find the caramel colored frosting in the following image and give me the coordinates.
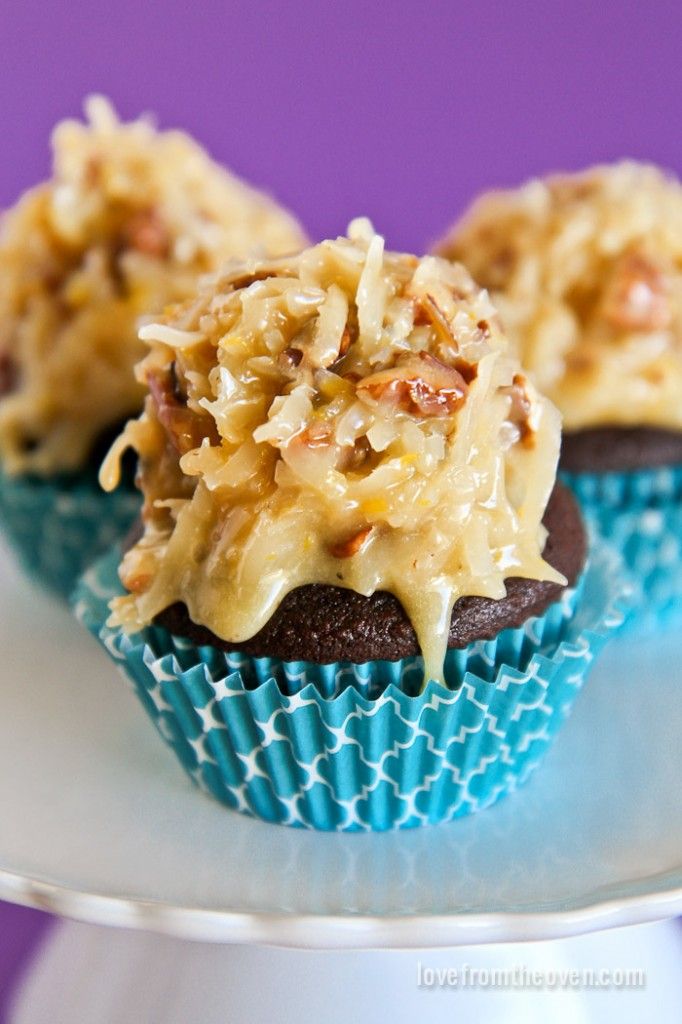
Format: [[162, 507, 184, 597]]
[[437, 162, 682, 432], [103, 219, 564, 683], [0, 97, 306, 476]]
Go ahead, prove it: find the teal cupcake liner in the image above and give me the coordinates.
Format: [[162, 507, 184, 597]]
[[73, 539, 628, 832], [561, 464, 682, 630], [0, 467, 140, 599]]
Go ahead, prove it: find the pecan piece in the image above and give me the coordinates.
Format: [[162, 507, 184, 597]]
[[123, 570, 153, 594], [0, 352, 17, 397], [292, 421, 333, 449], [356, 351, 468, 418], [278, 347, 304, 377], [339, 435, 371, 471], [453, 357, 477, 384], [601, 252, 671, 332], [501, 373, 534, 445], [148, 366, 220, 454], [413, 293, 457, 348], [336, 305, 359, 363], [338, 326, 352, 359], [126, 208, 170, 258], [328, 524, 373, 559]]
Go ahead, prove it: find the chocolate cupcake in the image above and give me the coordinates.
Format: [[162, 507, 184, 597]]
[[438, 162, 682, 624], [0, 96, 306, 595], [76, 221, 626, 830]]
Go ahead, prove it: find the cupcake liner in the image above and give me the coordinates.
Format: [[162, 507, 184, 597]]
[[561, 464, 682, 630], [0, 467, 140, 599], [73, 539, 628, 832]]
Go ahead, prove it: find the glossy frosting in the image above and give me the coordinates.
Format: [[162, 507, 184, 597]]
[[0, 97, 306, 475], [438, 162, 682, 432], [103, 220, 563, 683]]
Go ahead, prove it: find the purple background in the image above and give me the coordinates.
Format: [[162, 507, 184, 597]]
[[2, 1, 682, 253], [1, 0, 681, 1012]]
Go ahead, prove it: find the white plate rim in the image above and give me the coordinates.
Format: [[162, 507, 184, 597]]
[[2, 541, 681, 951], [2, 866, 681, 949]]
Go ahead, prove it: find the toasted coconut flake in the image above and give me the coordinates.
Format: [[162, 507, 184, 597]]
[[439, 161, 682, 431], [0, 97, 306, 475], [107, 221, 562, 686]]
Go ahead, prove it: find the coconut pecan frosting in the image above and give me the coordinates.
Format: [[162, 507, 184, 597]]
[[103, 219, 564, 683]]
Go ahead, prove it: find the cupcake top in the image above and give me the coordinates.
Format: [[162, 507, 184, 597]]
[[103, 219, 564, 683], [0, 97, 306, 476], [437, 162, 682, 432]]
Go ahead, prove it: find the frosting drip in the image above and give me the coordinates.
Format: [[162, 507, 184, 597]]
[[103, 219, 563, 683]]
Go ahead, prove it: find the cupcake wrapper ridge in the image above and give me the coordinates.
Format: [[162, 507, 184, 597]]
[[0, 468, 140, 599], [561, 464, 682, 631], [73, 538, 628, 832]]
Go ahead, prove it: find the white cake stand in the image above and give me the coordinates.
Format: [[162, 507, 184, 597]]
[[0, 540, 680, 1020], [9, 918, 682, 1023]]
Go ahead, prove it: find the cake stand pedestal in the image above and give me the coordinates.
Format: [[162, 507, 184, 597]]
[[10, 918, 682, 1023], [1, 541, 681, 1020]]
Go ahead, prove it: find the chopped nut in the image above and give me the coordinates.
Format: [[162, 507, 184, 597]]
[[328, 524, 373, 558], [83, 156, 102, 188], [148, 367, 220, 454], [356, 351, 468, 418], [550, 176, 598, 204], [566, 351, 594, 375], [453, 357, 478, 384], [123, 571, 153, 594], [292, 421, 333, 449], [644, 366, 665, 385], [487, 245, 515, 286], [338, 326, 352, 358], [278, 347, 304, 373], [501, 373, 534, 445], [339, 435, 371, 471], [169, 361, 187, 402], [126, 208, 169, 258], [414, 293, 458, 349], [0, 352, 17, 397], [601, 252, 671, 331], [338, 305, 359, 362], [303, 315, 356, 376]]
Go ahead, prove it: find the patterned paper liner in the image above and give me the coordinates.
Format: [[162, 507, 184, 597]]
[[561, 464, 682, 631], [0, 467, 140, 599], [73, 540, 628, 832]]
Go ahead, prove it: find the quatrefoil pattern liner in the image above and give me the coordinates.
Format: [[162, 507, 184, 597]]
[[74, 539, 628, 831], [0, 468, 140, 598], [562, 464, 682, 631]]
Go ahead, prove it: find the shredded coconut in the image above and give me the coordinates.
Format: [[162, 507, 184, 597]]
[[0, 96, 306, 475], [437, 161, 682, 431], [103, 223, 563, 683]]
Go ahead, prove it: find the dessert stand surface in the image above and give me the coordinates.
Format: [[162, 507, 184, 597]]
[[0, 539, 680, 951]]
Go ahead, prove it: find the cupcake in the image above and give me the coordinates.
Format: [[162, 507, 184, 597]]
[[437, 162, 682, 625], [0, 96, 306, 596], [75, 220, 625, 831]]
